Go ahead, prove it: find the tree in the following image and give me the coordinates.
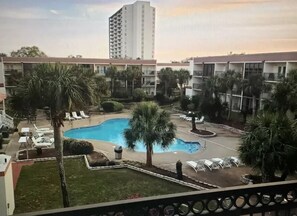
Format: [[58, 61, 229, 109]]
[[119, 69, 130, 92], [243, 74, 270, 118], [128, 65, 142, 94], [14, 63, 96, 207], [158, 67, 176, 97], [224, 70, 242, 120], [0, 53, 7, 57], [176, 69, 190, 98], [239, 113, 297, 182], [124, 102, 176, 167], [11, 46, 47, 57], [105, 66, 118, 96], [94, 76, 109, 99]]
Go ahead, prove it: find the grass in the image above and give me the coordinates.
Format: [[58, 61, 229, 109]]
[[14, 158, 194, 214]]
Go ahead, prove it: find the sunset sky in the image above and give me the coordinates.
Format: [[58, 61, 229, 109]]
[[0, 0, 297, 62]]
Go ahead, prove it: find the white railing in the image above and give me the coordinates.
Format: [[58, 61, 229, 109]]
[[0, 111, 14, 128]]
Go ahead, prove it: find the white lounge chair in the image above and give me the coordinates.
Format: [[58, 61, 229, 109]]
[[31, 137, 54, 148], [186, 161, 206, 172], [211, 157, 232, 168], [33, 124, 50, 131], [179, 114, 187, 119], [65, 112, 74, 121], [72, 112, 82, 120], [195, 116, 204, 124], [203, 159, 220, 171], [230, 156, 242, 167], [80, 111, 89, 118]]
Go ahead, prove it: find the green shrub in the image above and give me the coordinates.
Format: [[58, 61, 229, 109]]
[[132, 88, 146, 102], [0, 135, 3, 149], [113, 91, 130, 98], [154, 93, 171, 105], [101, 101, 124, 112], [63, 139, 94, 155], [63, 139, 76, 152], [180, 96, 191, 111]]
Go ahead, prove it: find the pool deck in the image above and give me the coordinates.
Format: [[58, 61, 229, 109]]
[[5, 111, 249, 187]]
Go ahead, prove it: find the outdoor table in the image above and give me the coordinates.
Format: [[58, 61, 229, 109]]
[[21, 128, 30, 133], [18, 136, 29, 149]]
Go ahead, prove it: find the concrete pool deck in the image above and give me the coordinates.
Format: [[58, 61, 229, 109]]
[[5, 111, 251, 187]]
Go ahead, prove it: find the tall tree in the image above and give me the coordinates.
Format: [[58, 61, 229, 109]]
[[243, 74, 270, 118], [158, 67, 176, 97], [124, 102, 176, 167], [128, 65, 142, 93], [176, 69, 190, 98], [239, 113, 297, 182], [119, 69, 129, 92], [11, 46, 47, 57], [0, 53, 7, 57], [105, 66, 118, 96], [224, 70, 242, 120], [14, 63, 96, 207]]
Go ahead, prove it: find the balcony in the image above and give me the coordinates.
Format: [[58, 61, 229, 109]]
[[15, 180, 297, 216], [142, 81, 155, 87], [142, 71, 155, 76], [263, 73, 283, 82], [193, 71, 203, 76], [193, 83, 203, 90]]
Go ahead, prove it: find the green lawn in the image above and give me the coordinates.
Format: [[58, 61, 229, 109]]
[[14, 158, 194, 214]]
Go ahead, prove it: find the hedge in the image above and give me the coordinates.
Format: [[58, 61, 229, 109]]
[[101, 101, 124, 112], [63, 139, 94, 155]]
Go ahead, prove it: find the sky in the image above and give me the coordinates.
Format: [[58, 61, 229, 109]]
[[0, 0, 297, 62]]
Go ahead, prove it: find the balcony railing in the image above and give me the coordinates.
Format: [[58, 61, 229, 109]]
[[15, 180, 297, 216], [193, 71, 203, 76], [263, 73, 283, 82]]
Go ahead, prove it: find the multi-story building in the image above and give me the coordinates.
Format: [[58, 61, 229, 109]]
[[0, 57, 158, 103], [188, 52, 297, 112], [109, 1, 155, 60]]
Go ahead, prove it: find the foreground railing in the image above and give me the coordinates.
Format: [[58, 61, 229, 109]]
[[16, 180, 297, 216]]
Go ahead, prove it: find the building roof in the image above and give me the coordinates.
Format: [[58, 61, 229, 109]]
[[157, 62, 190, 67], [2, 57, 157, 65], [193, 52, 297, 63]]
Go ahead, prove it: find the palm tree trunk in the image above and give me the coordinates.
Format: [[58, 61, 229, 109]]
[[132, 78, 135, 94], [54, 123, 70, 207], [164, 82, 168, 97], [252, 95, 257, 118], [125, 79, 128, 92], [227, 91, 233, 120], [191, 117, 196, 131], [111, 79, 114, 96], [224, 92, 227, 103], [146, 144, 153, 167], [261, 153, 274, 183]]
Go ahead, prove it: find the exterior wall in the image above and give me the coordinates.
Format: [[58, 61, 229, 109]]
[[189, 52, 297, 112], [0, 155, 14, 216], [109, 1, 155, 60]]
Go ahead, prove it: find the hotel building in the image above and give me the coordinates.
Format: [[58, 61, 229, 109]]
[[187, 52, 297, 112], [109, 1, 155, 60]]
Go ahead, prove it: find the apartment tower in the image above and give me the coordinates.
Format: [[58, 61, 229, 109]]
[[109, 1, 155, 60]]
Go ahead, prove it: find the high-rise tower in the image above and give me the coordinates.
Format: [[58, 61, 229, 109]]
[[109, 1, 155, 59]]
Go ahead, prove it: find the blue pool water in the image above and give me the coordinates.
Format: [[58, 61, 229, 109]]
[[64, 118, 200, 153]]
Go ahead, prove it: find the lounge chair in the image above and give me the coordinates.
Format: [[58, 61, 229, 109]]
[[186, 161, 206, 172], [211, 157, 232, 168], [230, 156, 242, 167], [179, 114, 187, 119], [195, 116, 204, 124], [34, 126, 54, 134], [72, 111, 82, 120], [33, 124, 50, 131], [80, 111, 89, 118], [65, 112, 74, 121], [203, 159, 220, 171], [31, 136, 54, 148]]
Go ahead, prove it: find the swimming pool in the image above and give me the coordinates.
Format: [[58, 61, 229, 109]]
[[64, 118, 200, 153]]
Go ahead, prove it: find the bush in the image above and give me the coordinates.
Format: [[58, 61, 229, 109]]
[[101, 101, 124, 112], [132, 88, 146, 102], [180, 96, 191, 111], [0, 135, 3, 149], [113, 91, 130, 98], [63, 139, 94, 155], [154, 93, 170, 105]]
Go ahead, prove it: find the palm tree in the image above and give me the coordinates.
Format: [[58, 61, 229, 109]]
[[119, 69, 129, 92], [243, 74, 270, 118], [176, 69, 190, 98], [124, 102, 176, 167], [158, 67, 176, 97], [128, 65, 142, 94], [218, 75, 229, 103], [239, 113, 297, 182], [14, 63, 96, 207], [224, 70, 242, 120], [105, 66, 118, 96]]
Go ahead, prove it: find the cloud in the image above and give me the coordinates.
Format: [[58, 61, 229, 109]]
[[50, 9, 59, 15]]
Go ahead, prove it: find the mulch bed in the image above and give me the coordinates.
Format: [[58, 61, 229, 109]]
[[18, 148, 73, 160], [124, 160, 217, 189], [191, 129, 214, 136]]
